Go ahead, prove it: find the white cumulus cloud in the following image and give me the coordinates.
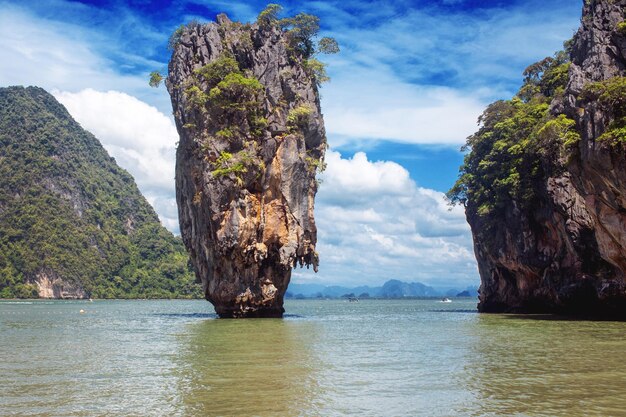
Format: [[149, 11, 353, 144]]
[[293, 150, 478, 289], [322, 69, 487, 146], [53, 89, 180, 232], [52, 92, 479, 290], [0, 3, 172, 115]]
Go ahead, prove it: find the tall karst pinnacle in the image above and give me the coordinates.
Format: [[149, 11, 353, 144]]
[[166, 11, 331, 317]]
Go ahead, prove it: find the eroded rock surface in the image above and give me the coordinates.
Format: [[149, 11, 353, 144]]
[[167, 15, 326, 317], [471, 0, 626, 317]]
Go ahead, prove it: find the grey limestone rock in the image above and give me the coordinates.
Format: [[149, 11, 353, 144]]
[[166, 16, 326, 317], [473, 0, 626, 317]]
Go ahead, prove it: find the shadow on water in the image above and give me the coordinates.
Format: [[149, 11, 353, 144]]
[[501, 313, 626, 322], [173, 317, 322, 416], [430, 307, 625, 321], [282, 313, 305, 319], [154, 313, 304, 320], [428, 309, 478, 314], [154, 313, 218, 319]]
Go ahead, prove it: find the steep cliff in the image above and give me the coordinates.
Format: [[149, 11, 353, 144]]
[[166, 11, 329, 317], [0, 86, 201, 299], [449, 0, 626, 317]]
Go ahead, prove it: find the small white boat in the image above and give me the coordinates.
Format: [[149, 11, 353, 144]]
[[440, 297, 452, 303]]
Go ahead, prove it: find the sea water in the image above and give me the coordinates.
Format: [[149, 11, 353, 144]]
[[1, 299, 625, 416]]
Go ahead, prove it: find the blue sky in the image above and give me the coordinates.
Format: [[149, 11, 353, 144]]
[[0, 0, 582, 289]]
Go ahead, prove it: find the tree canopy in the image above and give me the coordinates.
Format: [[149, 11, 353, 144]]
[[256, 3, 340, 60], [447, 47, 578, 224]]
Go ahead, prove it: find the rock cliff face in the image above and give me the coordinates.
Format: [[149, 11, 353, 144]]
[[166, 15, 326, 317], [464, 0, 626, 317]]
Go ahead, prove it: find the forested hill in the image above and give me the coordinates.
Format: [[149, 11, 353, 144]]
[[0, 86, 201, 299]]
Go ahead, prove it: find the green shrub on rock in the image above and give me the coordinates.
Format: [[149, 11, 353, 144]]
[[194, 57, 241, 88], [582, 76, 626, 145], [287, 105, 313, 130], [302, 58, 329, 86], [184, 85, 209, 110], [208, 73, 263, 112]]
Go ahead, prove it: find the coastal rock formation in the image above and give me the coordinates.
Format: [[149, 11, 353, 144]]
[[0, 86, 199, 299], [166, 14, 326, 317], [451, 0, 626, 317], [35, 273, 88, 299]]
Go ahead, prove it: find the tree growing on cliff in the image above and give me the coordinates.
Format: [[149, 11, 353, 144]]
[[281, 12, 321, 57], [257, 3, 282, 28], [318, 37, 340, 54], [152, 5, 339, 90], [149, 71, 163, 88], [256, 3, 339, 85], [447, 47, 579, 220]]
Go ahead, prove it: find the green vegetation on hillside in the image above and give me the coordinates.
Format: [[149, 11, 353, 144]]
[[447, 47, 579, 222], [0, 86, 202, 299], [581, 76, 626, 145]]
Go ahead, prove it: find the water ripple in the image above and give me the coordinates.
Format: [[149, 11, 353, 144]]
[[1, 299, 625, 416]]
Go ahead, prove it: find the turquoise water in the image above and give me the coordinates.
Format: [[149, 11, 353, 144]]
[[1, 299, 625, 416]]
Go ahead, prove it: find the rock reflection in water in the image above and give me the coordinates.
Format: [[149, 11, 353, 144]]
[[456, 314, 626, 416], [175, 318, 321, 416]]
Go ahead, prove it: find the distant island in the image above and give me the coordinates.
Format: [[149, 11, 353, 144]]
[[286, 279, 478, 299]]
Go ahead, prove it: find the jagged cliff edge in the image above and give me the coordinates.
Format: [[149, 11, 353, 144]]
[[460, 0, 626, 317]]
